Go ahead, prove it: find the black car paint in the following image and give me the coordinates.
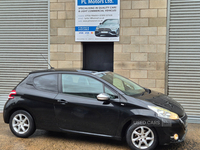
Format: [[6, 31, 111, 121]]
[[131, 91, 185, 117], [3, 70, 187, 145], [54, 92, 120, 136]]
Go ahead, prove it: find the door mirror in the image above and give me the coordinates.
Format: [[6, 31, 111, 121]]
[[97, 93, 110, 101]]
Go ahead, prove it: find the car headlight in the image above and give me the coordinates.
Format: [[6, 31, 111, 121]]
[[148, 105, 179, 120], [96, 27, 99, 30]]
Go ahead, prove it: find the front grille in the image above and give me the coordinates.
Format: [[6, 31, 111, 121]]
[[99, 28, 111, 32]]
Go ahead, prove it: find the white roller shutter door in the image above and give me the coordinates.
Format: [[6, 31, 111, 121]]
[[167, 0, 200, 123], [0, 0, 49, 112]]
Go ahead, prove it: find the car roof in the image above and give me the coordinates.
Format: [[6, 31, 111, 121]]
[[29, 69, 107, 75]]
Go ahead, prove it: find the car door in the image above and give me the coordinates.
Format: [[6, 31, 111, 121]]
[[54, 73, 120, 136]]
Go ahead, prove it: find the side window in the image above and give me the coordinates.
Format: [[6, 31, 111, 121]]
[[62, 74, 103, 99], [34, 74, 58, 92], [105, 87, 118, 99]]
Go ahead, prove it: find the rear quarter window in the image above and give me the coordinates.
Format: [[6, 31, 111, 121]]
[[34, 74, 58, 92]]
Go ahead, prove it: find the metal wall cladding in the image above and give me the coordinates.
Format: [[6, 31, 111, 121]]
[[167, 0, 200, 123], [0, 0, 49, 112]]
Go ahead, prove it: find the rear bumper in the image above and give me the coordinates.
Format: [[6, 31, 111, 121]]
[[3, 100, 10, 123]]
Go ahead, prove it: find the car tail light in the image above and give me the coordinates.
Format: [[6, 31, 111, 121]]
[[8, 90, 16, 100]]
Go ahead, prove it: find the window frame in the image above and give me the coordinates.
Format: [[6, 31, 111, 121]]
[[104, 85, 118, 100]]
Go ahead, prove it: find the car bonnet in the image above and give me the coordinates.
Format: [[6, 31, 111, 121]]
[[129, 91, 185, 117]]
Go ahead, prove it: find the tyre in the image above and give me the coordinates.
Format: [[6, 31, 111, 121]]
[[9, 110, 35, 138], [126, 124, 158, 150]]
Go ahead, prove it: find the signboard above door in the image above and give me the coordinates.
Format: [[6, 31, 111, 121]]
[[75, 0, 120, 42]]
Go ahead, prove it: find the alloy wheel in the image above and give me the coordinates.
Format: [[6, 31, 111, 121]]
[[12, 114, 30, 134], [131, 126, 154, 149]]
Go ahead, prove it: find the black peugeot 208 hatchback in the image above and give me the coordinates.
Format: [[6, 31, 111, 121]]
[[3, 69, 187, 150]]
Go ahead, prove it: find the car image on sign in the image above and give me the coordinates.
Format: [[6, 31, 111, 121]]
[[3, 69, 187, 150], [95, 19, 120, 37]]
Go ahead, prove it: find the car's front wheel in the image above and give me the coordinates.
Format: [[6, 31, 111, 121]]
[[126, 124, 158, 150], [9, 110, 35, 138]]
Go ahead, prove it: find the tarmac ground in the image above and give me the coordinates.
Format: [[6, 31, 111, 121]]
[[0, 113, 200, 150]]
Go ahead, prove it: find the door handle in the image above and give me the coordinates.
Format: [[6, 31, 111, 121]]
[[57, 99, 68, 105]]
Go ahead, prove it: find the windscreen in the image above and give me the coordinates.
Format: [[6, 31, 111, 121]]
[[96, 72, 145, 96], [102, 19, 118, 25]]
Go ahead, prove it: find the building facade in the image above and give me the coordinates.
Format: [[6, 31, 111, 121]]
[[0, 0, 200, 122], [50, 0, 167, 94], [50, 0, 200, 123]]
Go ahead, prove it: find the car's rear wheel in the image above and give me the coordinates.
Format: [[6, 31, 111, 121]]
[[9, 110, 35, 138], [126, 124, 158, 150]]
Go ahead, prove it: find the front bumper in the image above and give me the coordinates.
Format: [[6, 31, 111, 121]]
[[156, 113, 188, 145]]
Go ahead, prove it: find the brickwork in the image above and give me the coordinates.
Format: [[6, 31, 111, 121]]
[[50, 0, 167, 93], [50, 0, 81, 69], [115, 0, 167, 93]]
